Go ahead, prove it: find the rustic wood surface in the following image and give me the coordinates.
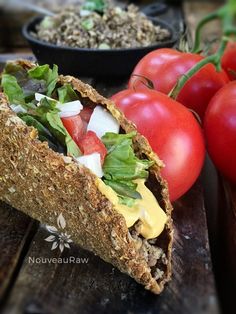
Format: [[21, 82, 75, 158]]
[[217, 181, 236, 314], [0, 203, 36, 301], [1, 181, 219, 314]]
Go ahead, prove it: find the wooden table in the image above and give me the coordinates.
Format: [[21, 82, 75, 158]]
[[0, 1, 235, 313]]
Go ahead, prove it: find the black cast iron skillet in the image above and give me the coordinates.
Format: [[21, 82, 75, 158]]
[[23, 15, 178, 77]]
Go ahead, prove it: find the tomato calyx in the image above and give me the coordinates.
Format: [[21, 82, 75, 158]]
[[130, 74, 154, 91]]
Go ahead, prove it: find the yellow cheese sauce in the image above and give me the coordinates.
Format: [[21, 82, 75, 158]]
[[96, 178, 167, 239]]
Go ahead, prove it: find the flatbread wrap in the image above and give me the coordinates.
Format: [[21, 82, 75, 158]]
[[0, 60, 173, 294]]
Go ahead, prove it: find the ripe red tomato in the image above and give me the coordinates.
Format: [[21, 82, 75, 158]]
[[112, 89, 205, 201], [204, 82, 236, 182], [61, 115, 86, 144], [80, 107, 93, 123], [129, 48, 229, 120], [79, 130, 107, 164], [222, 42, 236, 80]]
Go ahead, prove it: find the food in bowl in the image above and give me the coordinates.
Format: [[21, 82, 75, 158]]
[[32, 4, 171, 49]]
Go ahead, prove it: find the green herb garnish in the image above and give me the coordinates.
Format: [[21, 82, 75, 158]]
[[57, 84, 79, 103], [81, 18, 94, 30], [28, 64, 58, 97], [82, 0, 105, 13]]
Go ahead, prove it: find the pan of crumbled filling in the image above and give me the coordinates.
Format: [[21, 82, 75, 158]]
[[22, 4, 178, 77], [32, 5, 171, 49]]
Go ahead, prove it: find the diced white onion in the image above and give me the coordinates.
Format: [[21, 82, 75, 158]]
[[76, 153, 103, 178], [79, 9, 92, 17], [57, 101, 83, 118], [10, 104, 27, 114], [87, 106, 120, 138], [35, 93, 53, 102], [35, 93, 83, 117]]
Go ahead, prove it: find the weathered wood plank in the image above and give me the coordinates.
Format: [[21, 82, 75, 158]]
[[215, 180, 236, 314], [0, 202, 36, 302], [1, 182, 219, 314]]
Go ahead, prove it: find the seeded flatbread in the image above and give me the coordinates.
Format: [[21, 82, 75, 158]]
[[0, 60, 173, 294]]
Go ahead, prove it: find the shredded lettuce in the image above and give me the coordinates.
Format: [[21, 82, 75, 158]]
[[20, 97, 81, 157], [28, 64, 58, 96], [102, 132, 154, 206], [2, 63, 58, 104], [102, 132, 153, 180], [1, 63, 81, 157], [35, 98, 81, 157], [57, 84, 78, 103], [104, 180, 141, 200], [1, 74, 25, 105], [19, 113, 65, 153]]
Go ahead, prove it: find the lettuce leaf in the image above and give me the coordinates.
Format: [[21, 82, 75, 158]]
[[1, 74, 25, 105], [3, 64, 47, 103], [102, 132, 153, 181], [104, 180, 141, 199], [57, 84, 78, 103], [35, 98, 81, 157], [28, 64, 58, 96], [19, 113, 65, 154], [2, 63, 58, 100], [102, 132, 154, 206], [1, 63, 80, 157]]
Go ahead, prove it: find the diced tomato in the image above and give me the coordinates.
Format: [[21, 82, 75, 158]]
[[79, 130, 107, 164], [61, 115, 86, 145], [79, 107, 93, 123]]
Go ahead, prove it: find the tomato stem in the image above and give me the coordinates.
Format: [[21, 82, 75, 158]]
[[191, 10, 221, 54], [170, 56, 214, 99], [229, 0, 236, 14], [171, 0, 236, 100]]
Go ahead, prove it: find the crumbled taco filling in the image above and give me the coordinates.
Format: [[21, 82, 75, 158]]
[[0, 63, 167, 240], [32, 4, 170, 49], [130, 221, 167, 280]]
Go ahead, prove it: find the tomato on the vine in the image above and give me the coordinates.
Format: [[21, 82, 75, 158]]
[[222, 41, 236, 80], [204, 82, 236, 182], [112, 89, 205, 201], [129, 48, 229, 119]]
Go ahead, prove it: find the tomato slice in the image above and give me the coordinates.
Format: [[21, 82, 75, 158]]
[[79, 130, 107, 164], [80, 107, 93, 123], [61, 115, 86, 145]]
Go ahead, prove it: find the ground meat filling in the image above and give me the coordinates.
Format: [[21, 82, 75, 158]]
[[33, 4, 171, 49], [130, 221, 167, 281]]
